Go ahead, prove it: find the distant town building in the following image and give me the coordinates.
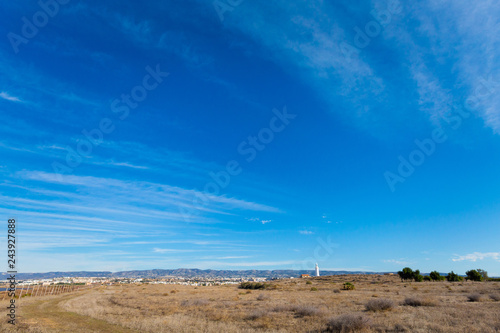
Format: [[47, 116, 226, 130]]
[[301, 274, 310, 278], [315, 263, 320, 277]]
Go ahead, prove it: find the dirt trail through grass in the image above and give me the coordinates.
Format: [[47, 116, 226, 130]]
[[15, 293, 139, 333]]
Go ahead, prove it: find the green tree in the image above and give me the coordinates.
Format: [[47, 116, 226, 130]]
[[398, 267, 414, 282], [413, 269, 424, 282], [465, 269, 483, 281], [477, 269, 488, 280], [429, 271, 440, 281], [446, 271, 463, 282]]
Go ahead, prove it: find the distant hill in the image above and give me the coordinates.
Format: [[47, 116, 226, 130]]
[[0, 269, 385, 280]]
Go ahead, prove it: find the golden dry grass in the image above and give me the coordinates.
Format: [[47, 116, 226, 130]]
[[1, 275, 500, 332]]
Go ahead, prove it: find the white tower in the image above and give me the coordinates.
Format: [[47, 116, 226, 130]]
[[315, 263, 320, 277]]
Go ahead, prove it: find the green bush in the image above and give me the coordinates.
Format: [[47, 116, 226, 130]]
[[429, 271, 444, 281], [239, 282, 269, 290], [398, 267, 424, 282], [310, 287, 318, 291], [413, 270, 424, 282], [446, 271, 463, 282], [306, 280, 312, 285], [343, 282, 355, 290], [398, 267, 414, 282], [477, 269, 488, 280], [466, 269, 484, 282], [423, 275, 432, 281]]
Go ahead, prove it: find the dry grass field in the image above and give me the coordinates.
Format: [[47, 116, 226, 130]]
[[1, 275, 500, 332]]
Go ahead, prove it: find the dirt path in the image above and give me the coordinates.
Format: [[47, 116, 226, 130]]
[[13, 293, 140, 333]]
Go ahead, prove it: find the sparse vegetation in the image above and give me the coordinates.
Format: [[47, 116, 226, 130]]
[[3, 274, 500, 332], [306, 280, 312, 285]]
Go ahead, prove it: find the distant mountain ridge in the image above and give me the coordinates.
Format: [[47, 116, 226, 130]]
[[0, 268, 385, 280]]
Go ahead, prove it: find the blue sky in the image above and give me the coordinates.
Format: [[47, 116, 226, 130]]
[[1, 0, 500, 275]]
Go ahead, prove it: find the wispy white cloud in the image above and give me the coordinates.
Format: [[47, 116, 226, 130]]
[[17, 170, 279, 215], [383, 259, 410, 265], [392, 0, 500, 132], [452, 252, 500, 262], [0, 91, 22, 102], [299, 230, 314, 235], [246, 217, 272, 224], [215, 1, 395, 135], [153, 248, 198, 253]]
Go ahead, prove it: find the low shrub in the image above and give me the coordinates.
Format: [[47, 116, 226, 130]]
[[272, 304, 322, 317], [256, 294, 270, 301], [326, 313, 371, 332], [239, 282, 269, 290], [310, 287, 318, 291], [294, 305, 322, 317], [467, 294, 482, 302], [333, 289, 341, 293], [246, 309, 268, 320], [272, 304, 294, 312], [343, 282, 355, 290], [402, 297, 434, 307], [180, 298, 209, 307], [365, 298, 394, 311], [306, 280, 312, 285], [489, 294, 500, 301]]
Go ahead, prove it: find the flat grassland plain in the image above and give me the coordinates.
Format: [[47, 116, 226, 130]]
[[1, 275, 499, 333]]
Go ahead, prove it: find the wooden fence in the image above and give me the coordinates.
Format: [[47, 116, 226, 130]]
[[0, 284, 99, 302]]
